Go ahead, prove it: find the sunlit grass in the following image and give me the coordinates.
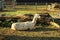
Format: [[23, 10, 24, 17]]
[[0, 5, 60, 40], [2, 5, 46, 15], [2, 5, 60, 18]]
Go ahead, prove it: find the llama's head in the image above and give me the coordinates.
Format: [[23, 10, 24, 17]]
[[34, 14, 40, 19], [34, 14, 40, 18]]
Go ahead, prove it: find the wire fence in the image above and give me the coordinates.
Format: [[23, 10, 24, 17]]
[[15, 2, 48, 10], [3, 2, 60, 11]]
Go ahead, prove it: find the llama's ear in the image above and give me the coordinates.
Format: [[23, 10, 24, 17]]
[[38, 16, 40, 18]]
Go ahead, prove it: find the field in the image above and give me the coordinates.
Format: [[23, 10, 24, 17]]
[[0, 5, 60, 40], [0, 26, 60, 40], [2, 5, 60, 18]]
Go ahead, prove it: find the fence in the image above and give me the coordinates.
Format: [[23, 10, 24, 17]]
[[3, 0, 15, 10], [14, 2, 48, 11], [3, 2, 59, 11]]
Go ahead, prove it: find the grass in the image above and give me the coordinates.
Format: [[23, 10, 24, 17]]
[[2, 5, 49, 15], [0, 5, 60, 40], [0, 19, 60, 40], [2, 5, 60, 19], [0, 25, 60, 40]]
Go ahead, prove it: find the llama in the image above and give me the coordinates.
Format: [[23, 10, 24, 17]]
[[11, 14, 40, 30]]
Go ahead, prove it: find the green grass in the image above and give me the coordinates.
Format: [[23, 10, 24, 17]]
[[2, 5, 60, 18], [0, 5, 60, 40], [2, 5, 47, 16]]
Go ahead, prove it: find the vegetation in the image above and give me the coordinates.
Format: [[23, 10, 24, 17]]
[[0, 5, 60, 40], [0, 26, 60, 40]]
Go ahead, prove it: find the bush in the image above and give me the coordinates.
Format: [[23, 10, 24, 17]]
[[0, 18, 18, 27]]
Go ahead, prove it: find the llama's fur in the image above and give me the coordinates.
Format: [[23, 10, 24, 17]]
[[11, 14, 39, 30]]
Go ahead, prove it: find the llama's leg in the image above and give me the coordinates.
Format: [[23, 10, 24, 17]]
[[11, 24, 17, 30], [11, 26, 16, 30]]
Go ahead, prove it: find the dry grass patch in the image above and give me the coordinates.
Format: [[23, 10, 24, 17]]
[[0, 26, 60, 40]]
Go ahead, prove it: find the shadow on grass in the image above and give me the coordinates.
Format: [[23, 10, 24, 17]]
[[23, 27, 60, 32], [54, 18, 60, 25], [1, 8, 26, 12], [0, 35, 60, 40], [1, 10, 17, 12]]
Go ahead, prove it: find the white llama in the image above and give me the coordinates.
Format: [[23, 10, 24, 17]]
[[11, 14, 40, 30]]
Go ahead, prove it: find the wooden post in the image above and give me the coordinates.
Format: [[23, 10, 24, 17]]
[[12, 0, 16, 9], [46, 3, 48, 10], [25, 2, 26, 10], [35, 2, 37, 11]]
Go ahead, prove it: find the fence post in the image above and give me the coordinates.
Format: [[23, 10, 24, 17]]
[[35, 2, 37, 11], [12, 0, 16, 9], [46, 3, 48, 10], [25, 2, 26, 10]]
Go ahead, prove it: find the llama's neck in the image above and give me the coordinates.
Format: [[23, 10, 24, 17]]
[[32, 15, 38, 24]]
